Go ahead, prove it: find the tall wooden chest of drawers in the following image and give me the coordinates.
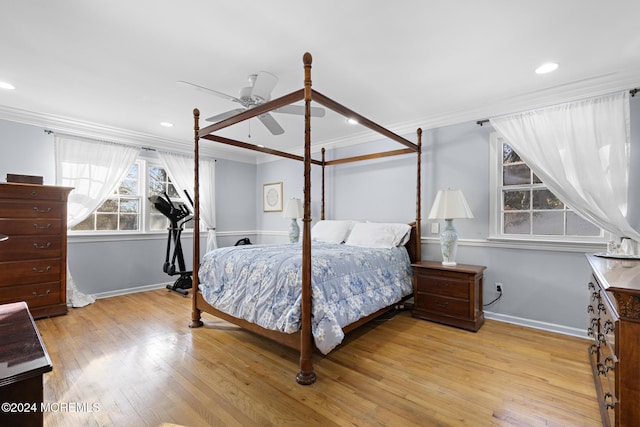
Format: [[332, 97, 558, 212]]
[[0, 183, 72, 318], [586, 254, 640, 427]]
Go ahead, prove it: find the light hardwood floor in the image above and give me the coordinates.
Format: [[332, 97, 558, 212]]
[[35, 289, 601, 426]]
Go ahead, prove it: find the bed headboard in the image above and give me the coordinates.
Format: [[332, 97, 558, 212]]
[[405, 221, 420, 263]]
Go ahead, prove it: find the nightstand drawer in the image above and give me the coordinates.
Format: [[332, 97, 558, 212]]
[[415, 273, 469, 299], [416, 293, 469, 317]]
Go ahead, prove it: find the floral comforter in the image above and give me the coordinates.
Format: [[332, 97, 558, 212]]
[[198, 242, 413, 354]]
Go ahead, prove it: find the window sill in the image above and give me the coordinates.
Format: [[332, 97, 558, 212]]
[[485, 236, 606, 253], [69, 230, 193, 244], [422, 235, 606, 253]]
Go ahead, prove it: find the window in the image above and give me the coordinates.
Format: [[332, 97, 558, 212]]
[[72, 159, 192, 233], [491, 133, 603, 241]]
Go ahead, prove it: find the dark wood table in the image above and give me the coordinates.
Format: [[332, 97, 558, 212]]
[[0, 301, 52, 426]]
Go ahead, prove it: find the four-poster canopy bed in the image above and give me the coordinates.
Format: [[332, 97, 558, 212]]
[[189, 52, 423, 385]]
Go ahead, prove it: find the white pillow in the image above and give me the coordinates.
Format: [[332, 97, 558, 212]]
[[344, 222, 411, 248], [311, 220, 353, 244]]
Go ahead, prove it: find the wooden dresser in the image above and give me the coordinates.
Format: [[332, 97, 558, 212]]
[[0, 183, 72, 318], [586, 254, 640, 427], [411, 260, 486, 331]]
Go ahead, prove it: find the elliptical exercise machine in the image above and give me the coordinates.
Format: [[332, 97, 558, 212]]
[[149, 191, 193, 297]]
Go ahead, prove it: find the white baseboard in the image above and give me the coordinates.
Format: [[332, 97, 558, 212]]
[[485, 311, 588, 340], [92, 282, 170, 300]]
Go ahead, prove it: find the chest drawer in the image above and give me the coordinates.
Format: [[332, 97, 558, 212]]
[[415, 272, 470, 299], [0, 200, 64, 218], [0, 259, 61, 286], [0, 235, 62, 261], [0, 282, 62, 308], [0, 184, 69, 201], [0, 218, 62, 236]]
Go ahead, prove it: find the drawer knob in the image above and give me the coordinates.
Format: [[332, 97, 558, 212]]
[[33, 223, 52, 230], [30, 191, 39, 197], [32, 266, 51, 273], [32, 289, 51, 298], [33, 242, 52, 249], [435, 300, 449, 308], [32, 206, 52, 213]]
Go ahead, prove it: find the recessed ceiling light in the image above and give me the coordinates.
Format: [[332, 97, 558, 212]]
[[160, 122, 174, 127], [0, 81, 15, 90], [535, 62, 559, 74]]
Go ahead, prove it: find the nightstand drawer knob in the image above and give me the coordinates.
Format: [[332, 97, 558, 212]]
[[435, 299, 449, 308]]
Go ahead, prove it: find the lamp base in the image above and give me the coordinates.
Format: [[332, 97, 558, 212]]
[[288, 219, 300, 243], [439, 219, 459, 266]]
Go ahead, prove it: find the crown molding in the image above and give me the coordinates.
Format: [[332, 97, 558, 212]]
[[0, 104, 258, 164]]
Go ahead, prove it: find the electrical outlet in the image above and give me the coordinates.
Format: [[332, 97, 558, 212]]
[[430, 222, 439, 234], [495, 282, 503, 293]]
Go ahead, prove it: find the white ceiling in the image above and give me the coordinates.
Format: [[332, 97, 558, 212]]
[[1, 1, 639, 162]]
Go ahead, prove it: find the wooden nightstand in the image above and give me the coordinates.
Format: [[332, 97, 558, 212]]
[[411, 260, 486, 331]]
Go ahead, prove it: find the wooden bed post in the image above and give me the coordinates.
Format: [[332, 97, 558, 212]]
[[416, 128, 422, 261], [190, 108, 204, 328], [297, 52, 316, 385], [321, 147, 326, 220]]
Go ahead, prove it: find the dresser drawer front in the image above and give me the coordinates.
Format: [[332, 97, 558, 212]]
[[416, 293, 469, 317], [0, 218, 62, 236], [0, 184, 70, 201], [0, 235, 62, 261], [0, 259, 61, 286], [0, 200, 64, 218], [415, 273, 469, 299], [0, 282, 63, 308]]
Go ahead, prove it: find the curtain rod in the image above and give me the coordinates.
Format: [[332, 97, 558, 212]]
[[476, 87, 640, 126], [44, 129, 216, 161]]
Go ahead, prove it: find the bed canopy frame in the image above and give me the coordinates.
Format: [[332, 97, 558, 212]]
[[190, 52, 422, 385]]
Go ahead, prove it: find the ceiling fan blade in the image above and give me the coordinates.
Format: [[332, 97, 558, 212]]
[[274, 105, 326, 117], [258, 113, 285, 135], [206, 108, 245, 122], [177, 80, 242, 103], [251, 71, 278, 102]]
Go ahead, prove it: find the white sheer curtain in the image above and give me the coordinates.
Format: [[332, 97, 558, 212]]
[[55, 134, 140, 307], [160, 152, 217, 252], [490, 91, 640, 242]]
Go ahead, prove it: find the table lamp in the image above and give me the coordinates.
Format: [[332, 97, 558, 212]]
[[427, 188, 474, 266]]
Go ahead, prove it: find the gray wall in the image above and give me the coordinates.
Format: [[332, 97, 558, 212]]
[[0, 119, 256, 295], [254, 95, 640, 335], [1, 93, 638, 335]]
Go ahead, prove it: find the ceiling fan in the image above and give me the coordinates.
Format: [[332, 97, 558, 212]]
[[178, 71, 325, 135]]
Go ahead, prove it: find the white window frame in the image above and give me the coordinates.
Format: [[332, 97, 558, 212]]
[[489, 132, 608, 246], [69, 157, 193, 236]]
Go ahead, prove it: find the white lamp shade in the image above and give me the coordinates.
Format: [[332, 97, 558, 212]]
[[427, 189, 474, 220], [284, 198, 303, 218]]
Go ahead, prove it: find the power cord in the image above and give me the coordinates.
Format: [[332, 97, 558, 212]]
[[484, 289, 503, 307]]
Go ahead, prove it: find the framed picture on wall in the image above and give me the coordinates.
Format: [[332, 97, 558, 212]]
[[263, 182, 283, 212]]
